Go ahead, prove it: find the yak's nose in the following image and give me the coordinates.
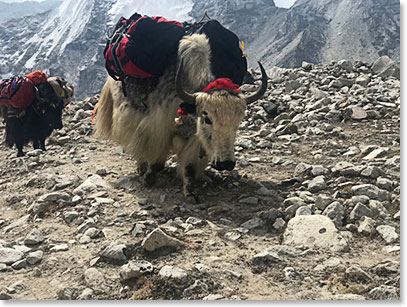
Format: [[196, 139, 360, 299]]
[[213, 160, 236, 171]]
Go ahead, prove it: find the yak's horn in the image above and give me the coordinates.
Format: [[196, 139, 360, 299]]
[[245, 62, 268, 104], [175, 59, 196, 105]]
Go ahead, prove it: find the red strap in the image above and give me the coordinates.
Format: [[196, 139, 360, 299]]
[[203, 78, 240, 92]]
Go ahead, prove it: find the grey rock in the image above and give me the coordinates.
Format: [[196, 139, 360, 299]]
[[141, 228, 184, 252], [363, 147, 389, 160], [120, 260, 154, 281], [283, 215, 349, 252], [376, 177, 393, 191], [26, 250, 43, 265], [368, 285, 399, 300], [376, 225, 398, 244], [352, 184, 390, 201], [358, 217, 376, 236], [183, 280, 209, 299], [57, 287, 78, 300], [337, 59, 353, 72], [24, 228, 45, 245], [322, 201, 345, 227], [371, 56, 400, 80], [63, 211, 79, 223], [0, 292, 12, 300], [310, 165, 329, 177], [84, 228, 102, 239], [308, 176, 327, 192], [295, 206, 312, 216], [3, 215, 30, 233], [0, 248, 24, 264], [272, 218, 286, 231], [11, 259, 27, 270], [283, 197, 305, 208], [368, 200, 390, 218], [84, 268, 105, 289], [294, 162, 312, 177], [345, 266, 373, 283], [350, 203, 373, 220], [50, 244, 69, 252], [78, 288, 94, 300], [158, 265, 187, 279], [351, 195, 370, 205], [39, 191, 70, 202], [361, 166, 384, 179], [241, 217, 265, 230], [73, 175, 111, 195], [315, 194, 333, 210], [239, 197, 259, 205], [100, 243, 127, 262]]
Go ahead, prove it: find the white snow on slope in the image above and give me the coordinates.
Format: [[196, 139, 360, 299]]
[[23, 0, 94, 68], [108, 0, 193, 25]]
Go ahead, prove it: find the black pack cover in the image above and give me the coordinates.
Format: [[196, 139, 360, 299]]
[[192, 20, 247, 86]]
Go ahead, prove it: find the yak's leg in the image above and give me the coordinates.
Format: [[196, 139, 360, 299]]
[[39, 138, 46, 151], [7, 118, 25, 157], [15, 138, 25, 157], [32, 139, 40, 150], [143, 162, 166, 186], [173, 135, 208, 199]]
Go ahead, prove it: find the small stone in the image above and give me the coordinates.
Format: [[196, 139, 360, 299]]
[[315, 195, 333, 210], [78, 288, 94, 300], [352, 184, 389, 201], [50, 244, 69, 252], [322, 202, 345, 227], [311, 165, 329, 177], [376, 225, 398, 244], [24, 228, 45, 245], [84, 228, 102, 239], [11, 259, 28, 270], [57, 287, 78, 300], [357, 217, 376, 236], [141, 229, 184, 252], [376, 177, 393, 191], [158, 265, 187, 279], [183, 280, 209, 299], [369, 285, 399, 300], [361, 166, 384, 179], [73, 175, 111, 195], [84, 268, 105, 289], [295, 206, 312, 216], [337, 59, 353, 72], [272, 218, 286, 231], [0, 292, 12, 300], [100, 244, 127, 262], [63, 211, 79, 223], [241, 217, 265, 230], [0, 248, 24, 264], [308, 176, 327, 192], [26, 251, 43, 265], [350, 203, 373, 221], [283, 215, 349, 252], [39, 191, 71, 202], [239, 197, 259, 205], [120, 260, 153, 281], [363, 148, 388, 160], [345, 266, 373, 283], [350, 106, 368, 120]]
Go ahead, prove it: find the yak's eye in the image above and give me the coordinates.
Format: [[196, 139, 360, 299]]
[[202, 112, 212, 125]]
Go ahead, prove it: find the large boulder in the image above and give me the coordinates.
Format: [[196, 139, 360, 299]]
[[283, 215, 349, 252]]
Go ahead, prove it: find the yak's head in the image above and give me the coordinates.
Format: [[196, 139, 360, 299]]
[[176, 61, 268, 171], [35, 82, 64, 130]]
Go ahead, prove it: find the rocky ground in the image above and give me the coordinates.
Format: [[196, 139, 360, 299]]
[[0, 56, 400, 300]]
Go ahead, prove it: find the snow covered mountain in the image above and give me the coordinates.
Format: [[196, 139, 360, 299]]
[[0, 0, 400, 99], [0, 0, 60, 23]]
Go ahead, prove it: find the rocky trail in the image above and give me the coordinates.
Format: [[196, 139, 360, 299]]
[[0, 56, 400, 300]]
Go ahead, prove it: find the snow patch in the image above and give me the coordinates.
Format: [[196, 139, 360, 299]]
[[108, 0, 193, 24]]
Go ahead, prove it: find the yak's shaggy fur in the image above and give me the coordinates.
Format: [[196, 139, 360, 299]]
[[95, 34, 252, 196]]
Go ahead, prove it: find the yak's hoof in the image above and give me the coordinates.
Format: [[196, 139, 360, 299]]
[[17, 151, 25, 157], [183, 187, 200, 203], [143, 171, 156, 186], [138, 162, 148, 176]]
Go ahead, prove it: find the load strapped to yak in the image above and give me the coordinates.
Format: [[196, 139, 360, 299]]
[[0, 71, 74, 116], [103, 12, 248, 96]]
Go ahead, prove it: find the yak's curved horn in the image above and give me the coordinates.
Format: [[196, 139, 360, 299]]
[[245, 62, 268, 104], [175, 59, 196, 104]]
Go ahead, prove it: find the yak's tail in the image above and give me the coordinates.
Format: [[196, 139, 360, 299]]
[[94, 77, 114, 139]]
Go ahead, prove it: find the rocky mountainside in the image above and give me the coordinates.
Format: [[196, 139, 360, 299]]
[[0, 0, 60, 23], [0, 0, 400, 99], [0, 56, 400, 300]]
